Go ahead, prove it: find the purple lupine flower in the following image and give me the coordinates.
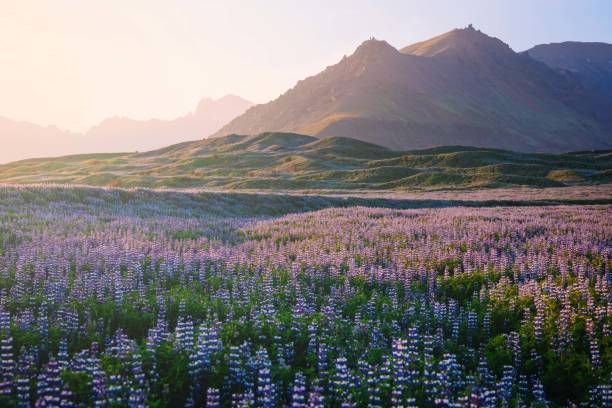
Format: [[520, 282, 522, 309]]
[[206, 387, 220, 408]]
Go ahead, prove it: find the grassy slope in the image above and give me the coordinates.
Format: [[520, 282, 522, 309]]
[[0, 132, 610, 191]]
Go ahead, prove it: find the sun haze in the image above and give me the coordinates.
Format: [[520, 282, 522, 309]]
[[1, 0, 610, 132]]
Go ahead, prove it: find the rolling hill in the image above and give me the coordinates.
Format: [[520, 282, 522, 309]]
[[0, 132, 609, 191], [213, 26, 612, 153]]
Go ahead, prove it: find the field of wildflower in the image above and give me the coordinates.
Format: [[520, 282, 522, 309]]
[[0, 186, 609, 407]]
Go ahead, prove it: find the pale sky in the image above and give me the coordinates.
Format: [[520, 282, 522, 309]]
[[1, 0, 611, 131]]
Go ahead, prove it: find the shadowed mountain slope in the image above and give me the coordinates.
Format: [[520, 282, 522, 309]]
[[526, 42, 612, 92], [525, 41, 612, 127]]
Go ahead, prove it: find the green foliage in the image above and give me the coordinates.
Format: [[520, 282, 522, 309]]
[[61, 371, 93, 406], [438, 271, 485, 303], [152, 343, 191, 407], [485, 335, 513, 375], [2, 133, 610, 191], [542, 352, 594, 404]]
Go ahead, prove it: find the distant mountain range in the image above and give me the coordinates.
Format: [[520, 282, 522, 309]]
[[1, 131, 609, 191], [0, 95, 253, 163], [215, 26, 612, 152]]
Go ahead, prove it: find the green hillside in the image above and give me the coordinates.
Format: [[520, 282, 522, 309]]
[[0, 132, 610, 191]]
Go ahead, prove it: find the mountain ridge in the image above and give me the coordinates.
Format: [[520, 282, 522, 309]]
[[214, 27, 612, 153]]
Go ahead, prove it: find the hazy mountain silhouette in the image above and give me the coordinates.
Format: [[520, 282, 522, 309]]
[[0, 95, 253, 163], [214, 26, 612, 152], [0, 118, 81, 164], [85, 95, 253, 152]]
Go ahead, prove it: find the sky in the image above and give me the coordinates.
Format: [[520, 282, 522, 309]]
[[1, 0, 611, 131]]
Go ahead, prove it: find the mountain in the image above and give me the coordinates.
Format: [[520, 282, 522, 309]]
[[214, 26, 612, 153], [0, 118, 81, 164], [526, 42, 612, 92], [85, 95, 253, 153], [525, 42, 612, 126], [0, 95, 253, 163], [1, 131, 609, 191]]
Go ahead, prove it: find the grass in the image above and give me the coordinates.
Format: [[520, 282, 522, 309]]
[[0, 132, 610, 192]]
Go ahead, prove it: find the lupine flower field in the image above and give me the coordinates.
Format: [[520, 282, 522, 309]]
[[0, 187, 610, 407]]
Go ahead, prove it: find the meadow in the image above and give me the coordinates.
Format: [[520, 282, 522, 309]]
[[0, 185, 609, 407], [1, 134, 610, 192]]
